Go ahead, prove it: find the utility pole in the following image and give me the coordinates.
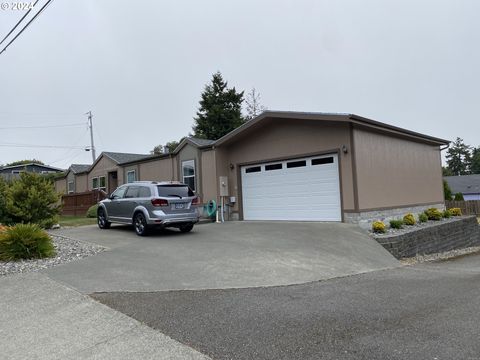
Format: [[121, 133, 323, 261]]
[[86, 111, 96, 162]]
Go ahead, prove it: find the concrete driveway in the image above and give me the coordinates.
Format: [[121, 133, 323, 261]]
[[45, 222, 399, 294]]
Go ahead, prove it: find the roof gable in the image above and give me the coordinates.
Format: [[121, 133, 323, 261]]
[[214, 111, 450, 147]]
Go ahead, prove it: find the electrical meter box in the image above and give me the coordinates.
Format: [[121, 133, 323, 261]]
[[219, 176, 229, 197]]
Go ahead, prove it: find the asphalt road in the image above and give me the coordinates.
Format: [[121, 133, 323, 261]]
[[92, 253, 480, 360]]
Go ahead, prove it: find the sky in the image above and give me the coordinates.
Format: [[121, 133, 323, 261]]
[[0, 0, 479, 169]]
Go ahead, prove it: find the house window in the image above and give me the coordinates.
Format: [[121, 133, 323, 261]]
[[92, 177, 99, 189], [67, 181, 74, 194], [182, 160, 195, 191], [99, 176, 106, 191], [127, 170, 136, 183], [12, 170, 24, 174]]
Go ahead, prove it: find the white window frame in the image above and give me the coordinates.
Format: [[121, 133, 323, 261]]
[[12, 170, 25, 174], [92, 177, 99, 190], [127, 170, 136, 183], [99, 176, 106, 191], [67, 181, 74, 194], [182, 160, 196, 191]]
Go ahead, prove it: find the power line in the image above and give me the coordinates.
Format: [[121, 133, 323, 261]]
[[0, 142, 85, 149], [0, 0, 40, 46], [0, 0, 55, 55], [0, 122, 86, 130]]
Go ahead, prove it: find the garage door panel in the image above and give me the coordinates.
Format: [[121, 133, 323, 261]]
[[241, 154, 341, 221]]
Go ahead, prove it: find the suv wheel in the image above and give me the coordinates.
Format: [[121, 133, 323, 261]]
[[179, 224, 194, 233], [134, 212, 149, 236], [97, 208, 111, 229]]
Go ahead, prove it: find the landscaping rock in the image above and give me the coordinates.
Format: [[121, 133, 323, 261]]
[[0, 235, 106, 276]]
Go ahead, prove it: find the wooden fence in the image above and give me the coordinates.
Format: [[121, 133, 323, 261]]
[[61, 190, 106, 216], [445, 200, 480, 216]]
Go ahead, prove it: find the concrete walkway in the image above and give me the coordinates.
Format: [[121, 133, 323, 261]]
[[0, 272, 210, 360], [45, 222, 400, 293]]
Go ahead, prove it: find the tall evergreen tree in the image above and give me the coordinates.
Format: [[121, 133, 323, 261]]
[[471, 147, 480, 174], [446, 137, 472, 175], [193, 72, 245, 140]]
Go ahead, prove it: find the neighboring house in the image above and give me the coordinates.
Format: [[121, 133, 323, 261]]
[[0, 163, 64, 181], [444, 174, 480, 200], [55, 164, 91, 195], [55, 152, 151, 196], [56, 111, 449, 223]]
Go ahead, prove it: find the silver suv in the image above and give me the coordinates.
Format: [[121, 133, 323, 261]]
[[97, 181, 200, 236]]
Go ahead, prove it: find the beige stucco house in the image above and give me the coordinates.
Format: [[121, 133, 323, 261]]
[[56, 111, 449, 223]]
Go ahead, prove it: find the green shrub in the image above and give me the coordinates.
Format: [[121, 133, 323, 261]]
[[442, 209, 452, 218], [86, 204, 98, 218], [454, 192, 464, 201], [418, 213, 428, 223], [389, 219, 404, 229], [424, 208, 442, 221], [443, 180, 452, 200], [0, 178, 12, 225], [449, 208, 462, 216], [0, 223, 55, 260], [403, 213, 416, 226], [372, 221, 386, 233], [4, 172, 61, 228]]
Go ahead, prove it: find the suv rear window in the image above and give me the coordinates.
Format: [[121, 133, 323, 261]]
[[157, 185, 194, 198]]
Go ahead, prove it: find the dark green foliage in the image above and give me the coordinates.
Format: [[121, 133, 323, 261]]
[[471, 147, 480, 174], [193, 72, 245, 140], [418, 213, 428, 223], [454, 192, 464, 201], [150, 138, 183, 155], [424, 208, 442, 221], [5, 159, 45, 166], [0, 178, 12, 225], [443, 180, 452, 200], [446, 138, 472, 175], [389, 219, 404, 229], [0, 224, 55, 260], [3, 172, 61, 227], [86, 204, 98, 218], [442, 167, 453, 176]]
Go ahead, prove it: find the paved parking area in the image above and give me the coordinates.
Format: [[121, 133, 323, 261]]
[[92, 253, 480, 360], [45, 222, 399, 293]]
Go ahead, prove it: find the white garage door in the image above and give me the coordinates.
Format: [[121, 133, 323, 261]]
[[241, 154, 341, 221]]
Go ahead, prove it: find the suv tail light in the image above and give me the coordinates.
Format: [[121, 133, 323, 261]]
[[151, 198, 169, 207], [191, 196, 200, 205]]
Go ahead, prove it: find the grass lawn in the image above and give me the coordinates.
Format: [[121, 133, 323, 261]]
[[58, 216, 97, 227]]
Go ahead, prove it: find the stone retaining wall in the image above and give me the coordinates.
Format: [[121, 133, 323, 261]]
[[344, 203, 445, 228], [374, 216, 480, 259]]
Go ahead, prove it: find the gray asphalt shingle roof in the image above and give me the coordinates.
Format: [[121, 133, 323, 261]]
[[444, 174, 480, 194], [70, 164, 90, 174], [103, 152, 151, 164], [188, 137, 215, 147]]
